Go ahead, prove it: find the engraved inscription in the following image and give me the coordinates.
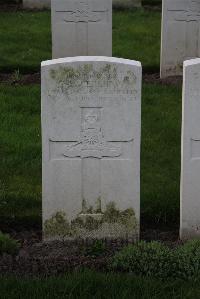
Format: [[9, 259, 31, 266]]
[[63, 108, 121, 158], [54, 1, 109, 55], [167, 1, 200, 58], [168, 1, 200, 22], [50, 65, 137, 98], [49, 107, 134, 216], [56, 1, 108, 23]]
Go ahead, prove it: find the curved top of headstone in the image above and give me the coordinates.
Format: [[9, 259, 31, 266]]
[[183, 58, 200, 68], [41, 56, 141, 68]]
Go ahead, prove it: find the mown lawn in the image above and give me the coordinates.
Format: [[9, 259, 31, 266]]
[[0, 271, 200, 299], [0, 84, 41, 226], [0, 9, 161, 73], [0, 5, 187, 297], [0, 82, 181, 227]]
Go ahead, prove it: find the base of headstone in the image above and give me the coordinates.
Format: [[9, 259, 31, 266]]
[[23, 0, 141, 10], [23, 0, 50, 9]]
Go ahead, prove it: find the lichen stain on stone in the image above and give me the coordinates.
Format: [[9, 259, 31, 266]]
[[49, 64, 137, 96], [44, 202, 138, 241], [165, 63, 183, 76], [81, 197, 102, 214]]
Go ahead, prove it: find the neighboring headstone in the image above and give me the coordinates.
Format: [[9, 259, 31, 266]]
[[51, 0, 112, 59], [181, 58, 200, 239], [42, 56, 141, 241], [161, 0, 200, 78], [23, 0, 50, 9]]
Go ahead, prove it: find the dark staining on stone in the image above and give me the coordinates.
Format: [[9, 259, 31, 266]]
[[49, 64, 137, 96]]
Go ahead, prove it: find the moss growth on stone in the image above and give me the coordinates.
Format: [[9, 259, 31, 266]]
[[49, 64, 136, 97], [81, 197, 102, 214], [44, 211, 72, 240], [44, 202, 138, 240]]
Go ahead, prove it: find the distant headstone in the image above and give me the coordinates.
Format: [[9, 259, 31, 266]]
[[42, 56, 141, 241], [161, 0, 200, 78], [23, 0, 50, 9], [51, 0, 112, 59], [181, 58, 200, 239]]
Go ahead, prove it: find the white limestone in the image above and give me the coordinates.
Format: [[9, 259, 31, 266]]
[[51, 0, 112, 59], [42, 56, 141, 241], [161, 0, 200, 78], [23, 0, 50, 9], [181, 58, 200, 239]]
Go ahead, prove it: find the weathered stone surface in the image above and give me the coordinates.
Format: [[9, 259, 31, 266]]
[[181, 58, 200, 239], [42, 56, 141, 241], [161, 0, 200, 78], [51, 0, 112, 59], [23, 0, 50, 9]]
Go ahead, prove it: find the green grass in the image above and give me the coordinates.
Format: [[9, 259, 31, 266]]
[[141, 84, 181, 226], [0, 11, 51, 73], [0, 9, 161, 73], [0, 271, 200, 299], [113, 10, 161, 71], [0, 83, 181, 227], [0, 84, 41, 226], [0, 8, 177, 228]]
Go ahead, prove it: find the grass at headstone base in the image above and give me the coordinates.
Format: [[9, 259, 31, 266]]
[[143, 0, 162, 6], [0, 9, 161, 73], [0, 83, 181, 228], [0, 271, 200, 299], [0, 3, 189, 293]]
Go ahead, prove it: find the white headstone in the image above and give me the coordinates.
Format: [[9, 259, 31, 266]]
[[51, 0, 112, 59], [23, 0, 50, 9], [181, 58, 200, 239], [42, 56, 141, 241], [161, 0, 200, 78]]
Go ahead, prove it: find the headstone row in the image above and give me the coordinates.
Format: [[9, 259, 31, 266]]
[[41, 56, 200, 242], [39, 0, 200, 241], [24, 0, 200, 78]]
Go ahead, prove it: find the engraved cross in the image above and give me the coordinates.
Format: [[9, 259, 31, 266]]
[[56, 1, 108, 23], [55, 1, 109, 55], [168, 1, 200, 57], [50, 107, 128, 216]]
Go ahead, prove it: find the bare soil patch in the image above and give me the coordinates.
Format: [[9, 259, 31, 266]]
[[0, 72, 40, 85], [0, 4, 21, 12], [143, 73, 182, 86], [0, 72, 182, 86], [0, 228, 179, 276]]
